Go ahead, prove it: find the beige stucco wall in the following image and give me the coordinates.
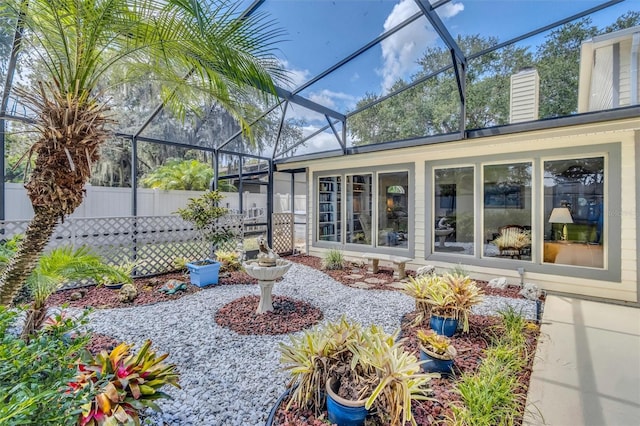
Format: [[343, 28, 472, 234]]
[[279, 118, 639, 302]]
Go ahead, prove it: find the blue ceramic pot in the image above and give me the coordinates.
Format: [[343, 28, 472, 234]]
[[326, 378, 369, 426], [419, 345, 455, 375], [430, 314, 458, 337]]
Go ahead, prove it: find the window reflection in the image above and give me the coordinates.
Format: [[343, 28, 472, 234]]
[[483, 163, 533, 260], [434, 167, 475, 254], [378, 172, 409, 248], [543, 157, 604, 268]]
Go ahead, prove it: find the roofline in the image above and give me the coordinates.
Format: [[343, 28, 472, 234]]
[[274, 105, 640, 166]]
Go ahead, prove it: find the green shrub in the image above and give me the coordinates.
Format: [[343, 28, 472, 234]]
[[0, 307, 91, 426], [321, 249, 345, 270], [446, 309, 531, 426]]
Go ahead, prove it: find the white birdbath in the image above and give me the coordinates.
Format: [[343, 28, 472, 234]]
[[434, 227, 454, 247], [243, 259, 292, 314]]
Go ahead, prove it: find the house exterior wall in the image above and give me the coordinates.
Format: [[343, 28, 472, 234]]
[[279, 118, 639, 302]]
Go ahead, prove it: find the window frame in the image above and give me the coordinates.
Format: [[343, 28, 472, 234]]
[[425, 143, 621, 282], [313, 164, 415, 257]]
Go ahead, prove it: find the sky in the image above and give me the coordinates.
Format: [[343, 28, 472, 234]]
[[244, 0, 638, 155]]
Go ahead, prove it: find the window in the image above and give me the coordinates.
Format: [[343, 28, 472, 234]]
[[543, 157, 604, 268], [433, 167, 475, 254], [346, 174, 372, 245], [483, 163, 532, 260], [315, 167, 411, 251], [377, 172, 409, 248], [318, 176, 341, 242]]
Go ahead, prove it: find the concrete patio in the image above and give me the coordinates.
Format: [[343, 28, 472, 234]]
[[524, 295, 640, 425]]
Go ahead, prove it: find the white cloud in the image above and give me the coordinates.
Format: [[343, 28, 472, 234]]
[[379, 0, 464, 93], [279, 59, 311, 90], [438, 1, 465, 19]]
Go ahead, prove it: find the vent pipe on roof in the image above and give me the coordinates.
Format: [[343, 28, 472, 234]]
[[509, 68, 540, 124]]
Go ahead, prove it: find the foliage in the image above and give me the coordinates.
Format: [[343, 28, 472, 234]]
[[321, 249, 345, 270], [71, 340, 180, 426], [349, 10, 640, 146], [215, 250, 242, 272], [0, 306, 91, 425], [440, 274, 485, 332], [175, 190, 235, 248], [98, 261, 138, 287], [405, 273, 484, 333], [0, 0, 286, 307], [416, 329, 456, 359], [446, 309, 532, 426], [279, 316, 432, 425], [0, 235, 22, 268], [28, 247, 128, 310], [140, 159, 236, 192]]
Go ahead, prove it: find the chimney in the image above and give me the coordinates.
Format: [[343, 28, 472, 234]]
[[509, 68, 540, 123]]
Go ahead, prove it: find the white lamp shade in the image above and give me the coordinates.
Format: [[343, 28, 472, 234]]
[[548, 207, 573, 224]]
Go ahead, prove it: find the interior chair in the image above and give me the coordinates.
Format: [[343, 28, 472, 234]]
[[493, 225, 531, 259]]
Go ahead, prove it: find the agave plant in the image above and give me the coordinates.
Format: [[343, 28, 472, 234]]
[[70, 340, 180, 426]]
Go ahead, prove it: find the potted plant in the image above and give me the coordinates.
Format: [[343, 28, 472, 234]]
[[175, 190, 236, 287], [99, 260, 138, 290], [416, 329, 457, 375], [279, 316, 432, 426], [411, 273, 484, 337]]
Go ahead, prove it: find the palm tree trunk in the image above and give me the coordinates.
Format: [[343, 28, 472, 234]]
[[20, 305, 47, 340], [0, 209, 59, 305]]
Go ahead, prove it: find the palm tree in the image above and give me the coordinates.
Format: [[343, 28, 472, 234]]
[[140, 158, 237, 191], [0, 0, 285, 305], [21, 246, 129, 338]]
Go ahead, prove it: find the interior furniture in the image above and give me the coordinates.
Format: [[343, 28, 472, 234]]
[[494, 225, 531, 259], [543, 241, 603, 268]]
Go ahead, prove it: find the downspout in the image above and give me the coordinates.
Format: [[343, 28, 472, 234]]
[[630, 32, 639, 105]]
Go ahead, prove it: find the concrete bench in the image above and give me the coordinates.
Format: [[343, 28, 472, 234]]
[[362, 253, 413, 280]]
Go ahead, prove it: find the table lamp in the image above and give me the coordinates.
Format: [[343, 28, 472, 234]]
[[548, 207, 573, 241]]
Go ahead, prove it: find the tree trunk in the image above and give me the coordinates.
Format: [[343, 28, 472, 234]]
[[20, 305, 47, 340], [0, 209, 59, 306]]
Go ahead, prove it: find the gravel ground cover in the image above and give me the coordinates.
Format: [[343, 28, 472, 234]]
[[79, 259, 537, 425]]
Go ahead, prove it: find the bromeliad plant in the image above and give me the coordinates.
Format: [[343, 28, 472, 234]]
[[70, 340, 180, 426], [405, 273, 484, 333], [417, 329, 457, 360], [279, 316, 433, 426], [440, 273, 484, 333], [215, 249, 242, 273]]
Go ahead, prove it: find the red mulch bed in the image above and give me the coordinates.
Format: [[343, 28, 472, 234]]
[[47, 269, 257, 310], [85, 333, 121, 355], [272, 312, 539, 426], [287, 255, 528, 298], [272, 255, 541, 426], [215, 295, 323, 335]]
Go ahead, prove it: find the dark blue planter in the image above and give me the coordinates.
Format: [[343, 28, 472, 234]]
[[186, 259, 221, 287], [326, 378, 369, 426], [419, 346, 455, 375], [430, 314, 458, 337]]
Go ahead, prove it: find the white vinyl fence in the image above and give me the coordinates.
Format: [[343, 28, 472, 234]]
[[5, 183, 278, 220]]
